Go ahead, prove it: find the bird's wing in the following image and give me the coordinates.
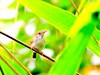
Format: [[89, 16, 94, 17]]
[[30, 40, 34, 45]]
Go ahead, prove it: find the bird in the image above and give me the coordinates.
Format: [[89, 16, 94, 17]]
[[30, 30, 47, 58]]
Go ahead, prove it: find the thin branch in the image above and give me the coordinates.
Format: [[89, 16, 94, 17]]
[[0, 42, 32, 75], [70, 0, 79, 14], [0, 56, 20, 75], [0, 31, 55, 62], [14, 2, 19, 22], [0, 66, 4, 75], [92, 34, 99, 46]]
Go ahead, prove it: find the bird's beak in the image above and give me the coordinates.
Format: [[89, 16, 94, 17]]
[[41, 30, 47, 34]]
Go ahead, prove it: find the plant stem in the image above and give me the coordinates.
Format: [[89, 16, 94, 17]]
[[0, 66, 4, 75], [0, 43, 32, 75], [92, 34, 99, 46], [70, 0, 79, 14], [0, 56, 20, 75]]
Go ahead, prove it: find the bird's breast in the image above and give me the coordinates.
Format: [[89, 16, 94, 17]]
[[34, 38, 45, 50]]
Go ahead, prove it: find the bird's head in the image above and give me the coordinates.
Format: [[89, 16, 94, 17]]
[[35, 30, 47, 39]]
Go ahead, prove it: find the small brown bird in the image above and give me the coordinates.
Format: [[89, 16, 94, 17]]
[[30, 30, 47, 58]]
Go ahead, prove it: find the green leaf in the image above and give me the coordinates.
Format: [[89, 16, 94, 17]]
[[17, 0, 76, 35], [0, 59, 16, 75], [67, 0, 100, 56], [58, 0, 73, 9], [88, 29, 100, 56], [49, 22, 95, 75], [17, 9, 36, 23], [77, 0, 87, 13], [68, 1, 100, 37], [88, 37, 100, 56], [0, 47, 31, 75], [48, 1, 99, 74], [93, 28, 100, 41]]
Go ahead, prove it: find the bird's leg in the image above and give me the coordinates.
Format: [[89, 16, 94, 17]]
[[30, 46, 37, 58]]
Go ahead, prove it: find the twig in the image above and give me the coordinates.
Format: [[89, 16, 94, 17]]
[[0, 56, 20, 75], [92, 34, 99, 46], [0, 42, 32, 75], [14, 2, 19, 22], [0, 31, 55, 62], [0, 66, 4, 75], [70, 0, 79, 14]]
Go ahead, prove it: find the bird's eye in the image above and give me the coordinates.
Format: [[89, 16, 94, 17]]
[[39, 32, 41, 35]]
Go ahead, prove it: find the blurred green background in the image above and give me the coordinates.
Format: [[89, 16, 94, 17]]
[[0, 0, 100, 75]]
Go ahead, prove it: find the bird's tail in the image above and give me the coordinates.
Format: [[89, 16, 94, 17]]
[[33, 52, 36, 58]]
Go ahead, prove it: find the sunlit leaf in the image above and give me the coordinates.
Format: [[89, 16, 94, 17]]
[[49, 22, 96, 75], [0, 47, 31, 75], [17, 0, 76, 35]]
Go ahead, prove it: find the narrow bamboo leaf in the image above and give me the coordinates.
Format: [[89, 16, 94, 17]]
[[68, 0, 100, 56], [88, 29, 100, 56], [48, 1, 99, 74], [96, 14, 100, 30], [49, 23, 95, 75], [76, 0, 87, 15], [0, 59, 16, 75], [96, 23, 100, 30], [17, 0, 76, 35], [58, 0, 73, 9], [93, 28, 100, 41], [0, 48, 31, 75], [68, 1, 100, 37], [88, 37, 100, 56]]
